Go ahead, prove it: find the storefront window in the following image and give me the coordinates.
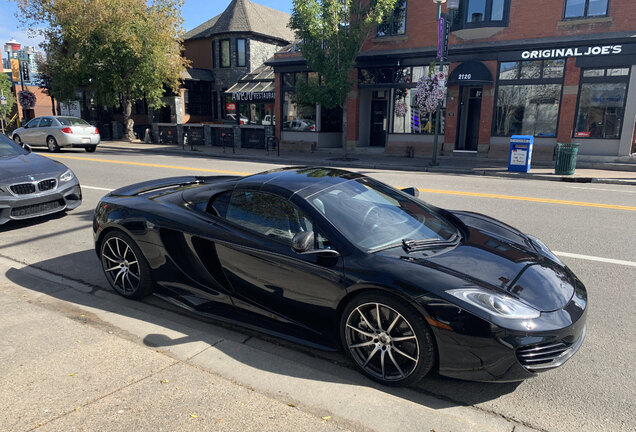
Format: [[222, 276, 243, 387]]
[[494, 84, 561, 136], [574, 67, 629, 139], [494, 60, 564, 137], [377, 1, 406, 36], [392, 88, 445, 134], [282, 91, 317, 132], [185, 81, 212, 116]]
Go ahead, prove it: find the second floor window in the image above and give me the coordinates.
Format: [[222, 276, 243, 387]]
[[237, 39, 246, 67], [564, 0, 608, 19], [454, 0, 509, 28], [220, 39, 230, 68], [377, 1, 406, 37]]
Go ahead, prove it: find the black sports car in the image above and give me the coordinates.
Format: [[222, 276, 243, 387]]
[[93, 167, 586, 386], [1, 133, 82, 225]]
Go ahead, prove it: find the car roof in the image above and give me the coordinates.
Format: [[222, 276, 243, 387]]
[[236, 167, 365, 199]]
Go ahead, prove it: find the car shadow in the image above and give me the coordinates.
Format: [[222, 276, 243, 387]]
[[0, 209, 95, 233], [5, 249, 521, 408]]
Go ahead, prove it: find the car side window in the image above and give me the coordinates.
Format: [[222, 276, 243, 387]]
[[39, 118, 52, 127], [25, 118, 40, 128], [222, 190, 314, 245]]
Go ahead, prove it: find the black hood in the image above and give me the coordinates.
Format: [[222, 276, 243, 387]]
[[0, 153, 66, 182], [381, 211, 575, 312]]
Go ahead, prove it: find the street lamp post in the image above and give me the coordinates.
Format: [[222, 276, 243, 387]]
[[430, 0, 458, 167]]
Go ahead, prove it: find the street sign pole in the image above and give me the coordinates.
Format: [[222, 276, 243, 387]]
[[0, 90, 6, 135], [430, 11, 450, 167]]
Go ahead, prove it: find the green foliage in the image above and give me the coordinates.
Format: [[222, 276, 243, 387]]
[[289, 0, 399, 108], [15, 0, 189, 110], [0, 73, 17, 116]]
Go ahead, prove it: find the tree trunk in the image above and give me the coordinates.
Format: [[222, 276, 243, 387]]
[[341, 96, 349, 159], [123, 97, 136, 141]]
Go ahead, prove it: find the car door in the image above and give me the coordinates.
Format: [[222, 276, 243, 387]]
[[36, 117, 53, 145], [209, 189, 347, 342], [20, 118, 40, 145]]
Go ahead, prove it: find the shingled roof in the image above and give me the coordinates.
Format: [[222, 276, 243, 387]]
[[184, 0, 295, 43]]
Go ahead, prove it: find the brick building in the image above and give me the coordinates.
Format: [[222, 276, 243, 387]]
[[270, 0, 636, 158], [182, 0, 294, 124]]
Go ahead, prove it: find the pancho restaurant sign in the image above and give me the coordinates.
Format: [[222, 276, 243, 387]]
[[521, 45, 623, 60], [231, 91, 275, 102]]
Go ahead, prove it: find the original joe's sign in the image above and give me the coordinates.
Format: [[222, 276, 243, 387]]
[[521, 45, 623, 60], [231, 91, 275, 102]]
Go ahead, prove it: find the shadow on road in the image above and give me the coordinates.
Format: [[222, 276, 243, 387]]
[[5, 249, 521, 409]]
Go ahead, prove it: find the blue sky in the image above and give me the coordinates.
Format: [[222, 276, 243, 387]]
[[0, 0, 293, 53]]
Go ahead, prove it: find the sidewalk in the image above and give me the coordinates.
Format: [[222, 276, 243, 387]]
[[0, 256, 538, 432], [99, 140, 636, 186]]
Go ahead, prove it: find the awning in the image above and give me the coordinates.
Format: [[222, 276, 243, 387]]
[[227, 64, 276, 102], [448, 61, 494, 86]]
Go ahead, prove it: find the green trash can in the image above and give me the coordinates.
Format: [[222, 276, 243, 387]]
[[555, 142, 580, 175]]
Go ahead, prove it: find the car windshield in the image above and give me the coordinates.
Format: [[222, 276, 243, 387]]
[[57, 117, 90, 126], [308, 178, 458, 251], [0, 134, 27, 157]]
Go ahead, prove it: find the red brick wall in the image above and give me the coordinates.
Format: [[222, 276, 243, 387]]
[[557, 58, 581, 143], [16, 85, 57, 121]]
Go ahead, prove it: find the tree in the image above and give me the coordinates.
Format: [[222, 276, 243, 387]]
[[15, 0, 189, 141], [0, 73, 17, 133], [289, 0, 399, 157]]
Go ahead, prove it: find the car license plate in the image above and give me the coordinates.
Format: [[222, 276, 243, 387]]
[[82, 138, 90, 143]]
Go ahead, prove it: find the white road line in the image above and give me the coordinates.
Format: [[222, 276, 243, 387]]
[[566, 186, 636, 193], [82, 185, 113, 191], [554, 251, 636, 268]]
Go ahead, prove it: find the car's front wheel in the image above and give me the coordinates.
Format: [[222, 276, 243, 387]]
[[13, 135, 23, 146], [341, 292, 435, 386], [100, 230, 153, 300], [47, 136, 60, 152]]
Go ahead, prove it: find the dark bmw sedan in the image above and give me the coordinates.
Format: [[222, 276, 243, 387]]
[[0, 133, 82, 225], [93, 167, 586, 386]]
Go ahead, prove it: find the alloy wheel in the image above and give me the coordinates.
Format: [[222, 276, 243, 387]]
[[47, 137, 59, 152], [101, 236, 141, 295], [344, 302, 420, 382]]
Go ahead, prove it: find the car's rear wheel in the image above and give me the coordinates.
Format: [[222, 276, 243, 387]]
[[341, 292, 435, 387], [85, 145, 96, 153], [100, 231, 153, 300], [47, 136, 60, 152]]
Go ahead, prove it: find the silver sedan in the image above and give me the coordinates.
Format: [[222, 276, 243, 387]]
[[11, 116, 101, 152]]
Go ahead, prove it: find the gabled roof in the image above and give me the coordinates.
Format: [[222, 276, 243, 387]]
[[184, 0, 295, 43]]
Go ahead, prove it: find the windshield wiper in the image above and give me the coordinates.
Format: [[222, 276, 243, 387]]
[[402, 234, 460, 252]]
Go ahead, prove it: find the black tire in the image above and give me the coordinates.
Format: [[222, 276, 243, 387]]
[[47, 136, 60, 152], [85, 145, 97, 153], [13, 135, 23, 146], [340, 292, 435, 387], [100, 230, 153, 300]]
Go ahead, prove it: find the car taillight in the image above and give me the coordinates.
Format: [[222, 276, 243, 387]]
[[61, 127, 73, 134], [94, 128, 99, 134], [310, 125, 315, 131]]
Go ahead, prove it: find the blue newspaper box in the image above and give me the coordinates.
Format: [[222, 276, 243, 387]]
[[508, 135, 534, 173]]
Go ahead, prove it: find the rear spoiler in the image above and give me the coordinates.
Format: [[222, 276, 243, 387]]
[[110, 175, 238, 197]]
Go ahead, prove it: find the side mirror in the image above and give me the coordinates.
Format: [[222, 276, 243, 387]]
[[291, 231, 339, 257], [401, 187, 419, 198]]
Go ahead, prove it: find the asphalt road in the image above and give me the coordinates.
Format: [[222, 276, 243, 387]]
[[1, 146, 635, 432]]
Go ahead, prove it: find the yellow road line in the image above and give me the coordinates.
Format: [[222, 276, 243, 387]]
[[45, 154, 251, 176], [45, 154, 636, 211], [418, 188, 636, 211]]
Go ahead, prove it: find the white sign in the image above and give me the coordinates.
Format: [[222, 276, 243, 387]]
[[59, 100, 81, 117], [510, 149, 527, 166], [521, 45, 622, 60]]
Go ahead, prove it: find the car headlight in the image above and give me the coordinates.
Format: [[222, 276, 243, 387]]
[[447, 288, 540, 319], [526, 234, 562, 265], [59, 169, 75, 183]]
